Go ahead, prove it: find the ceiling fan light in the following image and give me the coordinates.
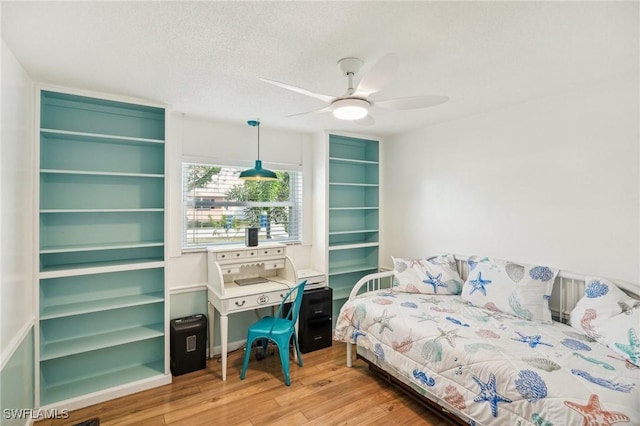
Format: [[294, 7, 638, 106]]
[[332, 98, 369, 120]]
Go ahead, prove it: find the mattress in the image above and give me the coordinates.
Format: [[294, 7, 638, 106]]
[[334, 291, 639, 425]]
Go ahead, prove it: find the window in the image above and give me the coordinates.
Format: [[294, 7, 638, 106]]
[[182, 163, 302, 248]]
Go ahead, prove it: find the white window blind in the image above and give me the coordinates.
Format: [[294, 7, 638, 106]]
[[182, 163, 302, 248]]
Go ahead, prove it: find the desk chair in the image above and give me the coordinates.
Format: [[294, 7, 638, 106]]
[[240, 280, 307, 386]]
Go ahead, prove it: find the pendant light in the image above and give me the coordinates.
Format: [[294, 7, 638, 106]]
[[239, 120, 277, 181]]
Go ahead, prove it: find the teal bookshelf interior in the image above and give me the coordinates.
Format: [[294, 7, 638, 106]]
[[327, 135, 380, 318], [40, 173, 164, 210], [40, 90, 165, 140], [38, 89, 166, 406], [40, 338, 164, 406]]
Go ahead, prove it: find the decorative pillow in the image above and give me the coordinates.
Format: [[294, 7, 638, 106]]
[[592, 301, 640, 367], [391, 254, 463, 295], [568, 277, 630, 338], [461, 256, 558, 323]]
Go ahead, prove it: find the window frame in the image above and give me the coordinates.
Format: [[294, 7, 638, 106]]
[[181, 161, 303, 250]]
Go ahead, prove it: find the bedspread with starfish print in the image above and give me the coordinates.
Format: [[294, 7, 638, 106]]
[[334, 291, 639, 426]]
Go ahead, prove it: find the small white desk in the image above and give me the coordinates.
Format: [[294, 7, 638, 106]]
[[206, 243, 298, 381]]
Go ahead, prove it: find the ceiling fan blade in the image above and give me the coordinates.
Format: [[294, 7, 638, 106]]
[[286, 106, 332, 118], [353, 53, 400, 97], [259, 77, 335, 103], [354, 115, 375, 126], [373, 95, 449, 110]]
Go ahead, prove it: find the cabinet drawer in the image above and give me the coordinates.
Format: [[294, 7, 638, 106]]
[[223, 290, 288, 313], [217, 251, 245, 261], [263, 261, 285, 271], [245, 249, 259, 258]]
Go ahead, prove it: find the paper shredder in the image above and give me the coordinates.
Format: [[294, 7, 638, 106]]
[[170, 314, 207, 376]]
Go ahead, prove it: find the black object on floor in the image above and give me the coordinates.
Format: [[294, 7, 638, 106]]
[[170, 314, 208, 376], [298, 287, 333, 353], [74, 419, 99, 426]]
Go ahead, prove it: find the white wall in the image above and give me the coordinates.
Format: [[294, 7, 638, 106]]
[[1, 39, 34, 362], [382, 75, 639, 286], [0, 39, 35, 415]]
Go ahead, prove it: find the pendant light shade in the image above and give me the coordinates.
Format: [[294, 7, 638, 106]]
[[239, 120, 277, 181]]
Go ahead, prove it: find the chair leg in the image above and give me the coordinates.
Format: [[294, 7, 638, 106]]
[[292, 333, 303, 367], [240, 337, 254, 380], [277, 341, 292, 386]]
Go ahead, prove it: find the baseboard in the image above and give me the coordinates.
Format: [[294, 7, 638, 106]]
[[38, 374, 172, 413], [208, 339, 246, 358]]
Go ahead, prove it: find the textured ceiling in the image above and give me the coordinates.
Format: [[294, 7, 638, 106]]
[[2, 1, 638, 135]]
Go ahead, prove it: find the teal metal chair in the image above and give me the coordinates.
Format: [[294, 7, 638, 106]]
[[240, 280, 307, 386]]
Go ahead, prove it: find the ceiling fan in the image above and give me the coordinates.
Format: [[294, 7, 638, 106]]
[[259, 53, 449, 126]]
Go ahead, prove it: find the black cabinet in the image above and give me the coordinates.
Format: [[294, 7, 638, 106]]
[[298, 287, 333, 353]]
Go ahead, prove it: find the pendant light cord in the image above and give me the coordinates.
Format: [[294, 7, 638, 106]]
[[248, 119, 261, 161]]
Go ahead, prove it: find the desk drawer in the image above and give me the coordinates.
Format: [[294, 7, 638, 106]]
[[263, 261, 285, 271], [223, 289, 288, 313], [217, 251, 245, 261], [221, 266, 241, 275], [258, 247, 285, 257]]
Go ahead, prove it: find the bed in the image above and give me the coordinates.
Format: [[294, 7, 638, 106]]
[[333, 254, 640, 426]]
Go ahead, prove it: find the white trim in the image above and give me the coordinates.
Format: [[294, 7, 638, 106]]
[[209, 339, 246, 357], [182, 155, 303, 171], [0, 318, 34, 371], [38, 374, 171, 412], [169, 283, 207, 295], [35, 83, 166, 109]]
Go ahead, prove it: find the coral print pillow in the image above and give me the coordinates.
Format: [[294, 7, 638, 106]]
[[461, 256, 558, 323], [392, 253, 463, 295], [569, 277, 631, 339], [592, 301, 640, 367]]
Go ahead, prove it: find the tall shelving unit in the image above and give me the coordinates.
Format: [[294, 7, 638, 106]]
[[313, 133, 380, 325], [36, 89, 171, 409]]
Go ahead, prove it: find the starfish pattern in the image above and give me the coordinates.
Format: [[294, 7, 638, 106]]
[[472, 373, 513, 417], [423, 271, 447, 293], [411, 312, 438, 323], [351, 323, 367, 343], [469, 272, 492, 296], [373, 309, 396, 334], [512, 332, 553, 348], [564, 394, 630, 426], [614, 328, 640, 366], [436, 327, 460, 347]]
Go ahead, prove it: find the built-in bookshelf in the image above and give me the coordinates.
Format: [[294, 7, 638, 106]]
[[37, 89, 169, 408], [314, 134, 380, 317]]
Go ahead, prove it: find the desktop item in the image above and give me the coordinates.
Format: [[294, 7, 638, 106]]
[[245, 227, 258, 246], [234, 277, 268, 286]]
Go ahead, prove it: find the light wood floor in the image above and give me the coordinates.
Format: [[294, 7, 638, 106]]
[[36, 343, 453, 426]]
